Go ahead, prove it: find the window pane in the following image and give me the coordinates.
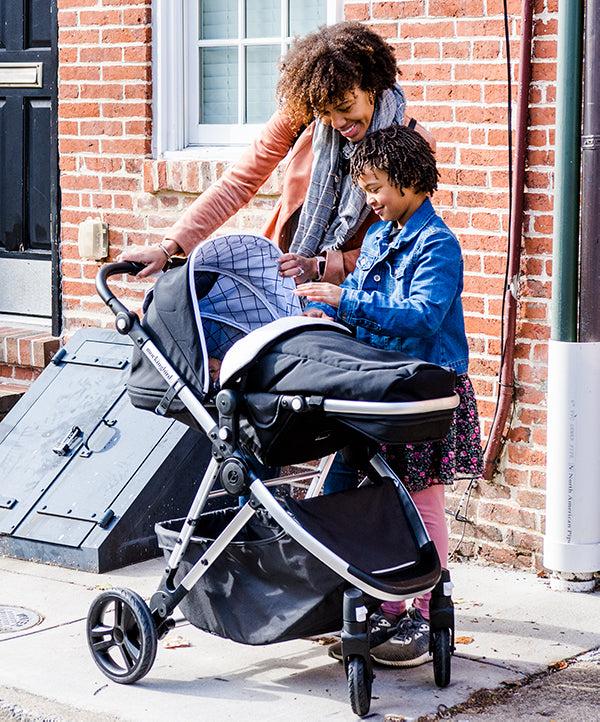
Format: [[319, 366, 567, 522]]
[[186, 0, 337, 141], [289, 0, 326, 36], [246, 45, 279, 123], [246, 0, 281, 38], [200, 0, 237, 40], [200, 47, 238, 124]]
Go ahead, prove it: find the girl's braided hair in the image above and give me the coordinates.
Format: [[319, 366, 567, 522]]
[[276, 21, 398, 125], [350, 125, 439, 195]]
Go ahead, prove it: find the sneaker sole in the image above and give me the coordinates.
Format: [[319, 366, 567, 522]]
[[327, 646, 343, 662], [328, 644, 377, 663], [371, 650, 432, 667]]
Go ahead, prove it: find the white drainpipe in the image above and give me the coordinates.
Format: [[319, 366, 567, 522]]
[[544, 341, 600, 591], [543, 0, 600, 591]]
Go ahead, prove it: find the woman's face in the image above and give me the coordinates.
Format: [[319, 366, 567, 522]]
[[318, 88, 375, 143]]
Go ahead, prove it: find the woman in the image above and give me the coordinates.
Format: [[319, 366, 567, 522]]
[[118, 21, 433, 282], [118, 23, 438, 663]]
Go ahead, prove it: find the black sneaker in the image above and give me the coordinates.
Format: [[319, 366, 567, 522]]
[[371, 607, 431, 667], [327, 610, 403, 661]]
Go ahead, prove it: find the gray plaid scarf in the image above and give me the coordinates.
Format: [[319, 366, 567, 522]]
[[289, 84, 406, 258]]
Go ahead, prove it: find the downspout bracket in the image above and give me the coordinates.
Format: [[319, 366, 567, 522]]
[[582, 135, 600, 148]]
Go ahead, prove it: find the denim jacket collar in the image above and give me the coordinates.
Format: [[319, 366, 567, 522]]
[[381, 197, 436, 249]]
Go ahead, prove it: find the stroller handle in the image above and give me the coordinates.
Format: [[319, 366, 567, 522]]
[[95, 261, 145, 333]]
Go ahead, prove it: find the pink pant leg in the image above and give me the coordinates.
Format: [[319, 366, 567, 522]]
[[381, 484, 448, 620]]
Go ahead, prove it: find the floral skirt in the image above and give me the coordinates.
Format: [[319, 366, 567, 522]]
[[382, 374, 483, 493]]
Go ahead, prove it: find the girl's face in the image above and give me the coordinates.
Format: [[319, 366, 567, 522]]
[[318, 88, 375, 143], [357, 167, 425, 226]]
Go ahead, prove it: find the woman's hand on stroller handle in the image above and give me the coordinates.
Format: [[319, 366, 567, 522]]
[[117, 239, 182, 278]]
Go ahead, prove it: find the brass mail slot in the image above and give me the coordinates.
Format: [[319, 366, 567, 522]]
[[0, 62, 43, 88]]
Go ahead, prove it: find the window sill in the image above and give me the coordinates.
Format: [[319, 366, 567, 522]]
[[143, 148, 286, 195], [163, 147, 249, 161]]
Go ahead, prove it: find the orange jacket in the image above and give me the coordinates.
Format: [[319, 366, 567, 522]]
[[166, 108, 376, 284]]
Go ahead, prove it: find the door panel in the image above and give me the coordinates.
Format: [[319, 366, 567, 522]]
[[0, 94, 24, 251], [0, 0, 58, 323], [27, 97, 53, 251], [26, 0, 53, 49]]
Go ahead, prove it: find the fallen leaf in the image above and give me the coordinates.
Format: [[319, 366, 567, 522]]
[[313, 636, 339, 646], [455, 635, 474, 644], [163, 634, 191, 649]]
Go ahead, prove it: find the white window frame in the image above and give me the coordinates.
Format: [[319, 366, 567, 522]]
[[153, 0, 343, 156]]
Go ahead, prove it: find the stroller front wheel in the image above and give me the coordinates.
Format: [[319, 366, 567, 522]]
[[87, 587, 158, 684], [347, 655, 372, 717], [431, 627, 451, 688]]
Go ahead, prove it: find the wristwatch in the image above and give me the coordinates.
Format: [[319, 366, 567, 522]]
[[315, 255, 327, 281]]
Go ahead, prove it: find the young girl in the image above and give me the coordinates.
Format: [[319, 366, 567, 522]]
[[296, 125, 483, 668]]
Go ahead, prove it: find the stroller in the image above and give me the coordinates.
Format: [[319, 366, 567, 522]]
[[86, 234, 459, 717]]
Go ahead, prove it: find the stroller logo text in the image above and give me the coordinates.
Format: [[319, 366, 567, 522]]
[[143, 342, 177, 384]]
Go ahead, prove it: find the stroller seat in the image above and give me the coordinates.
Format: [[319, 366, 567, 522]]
[[284, 478, 441, 597], [125, 233, 458, 467]]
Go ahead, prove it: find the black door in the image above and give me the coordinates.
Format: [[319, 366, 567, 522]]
[[0, 0, 60, 332]]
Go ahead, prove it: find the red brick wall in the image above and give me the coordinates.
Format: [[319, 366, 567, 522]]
[[56, 1, 557, 569], [58, 0, 154, 324]]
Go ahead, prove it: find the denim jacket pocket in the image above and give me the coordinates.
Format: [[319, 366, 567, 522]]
[[389, 251, 413, 279], [358, 318, 381, 333], [357, 253, 378, 273]]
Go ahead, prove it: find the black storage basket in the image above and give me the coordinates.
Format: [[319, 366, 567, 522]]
[[155, 508, 348, 645]]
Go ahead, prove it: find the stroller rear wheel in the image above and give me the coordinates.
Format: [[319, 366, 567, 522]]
[[347, 655, 372, 717], [87, 587, 158, 684], [431, 627, 451, 688]]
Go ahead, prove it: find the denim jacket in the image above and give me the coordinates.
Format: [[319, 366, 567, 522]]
[[308, 197, 470, 374]]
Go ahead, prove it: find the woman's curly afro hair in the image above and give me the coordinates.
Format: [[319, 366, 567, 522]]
[[276, 21, 398, 125]]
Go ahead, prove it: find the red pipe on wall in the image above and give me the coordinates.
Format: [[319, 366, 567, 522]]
[[482, 0, 535, 480]]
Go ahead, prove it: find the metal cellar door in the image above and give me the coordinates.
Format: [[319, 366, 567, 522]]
[[0, 329, 212, 572]]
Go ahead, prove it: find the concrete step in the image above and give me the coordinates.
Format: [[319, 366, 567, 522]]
[[0, 326, 62, 419], [0, 326, 61, 372]]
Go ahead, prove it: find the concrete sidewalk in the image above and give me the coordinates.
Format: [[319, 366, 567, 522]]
[[0, 555, 599, 721]]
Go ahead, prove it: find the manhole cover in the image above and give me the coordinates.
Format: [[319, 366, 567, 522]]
[[0, 605, 43, 632]]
